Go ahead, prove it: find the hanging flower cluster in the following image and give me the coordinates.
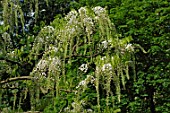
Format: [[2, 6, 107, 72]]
[[31, 56, 60, 79], [2, 32, 13, 50], [78, 63, 88, 73], [92, 6, 106, 16], [27, 6, 135, 111], [76, 74, 95, 89], [125, 43, 134, 52], [102, 63, 112, 71]]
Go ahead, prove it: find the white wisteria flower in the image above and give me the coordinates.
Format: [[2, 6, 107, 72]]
[[43, 26, 54, 31], [101, 40, 108, 49], [83, 17, 93, 25], [101, 56, 106, 60], [2, 32, 12, 43], [27, 10, 35, 17], [7, 51, 15, 58], [102, 63, 112, 71], [41, 72, 47, 77], [87, 109, 93, 113], [76, 75, 95, 89], [76, 80, 86, 89], [36, 59, 48, 70], [65, 10, 78, 24], [30, 59, 49, 79], [92, 6, 106, 16], [101, 39, 112, 49], [65, 10, 77, 19], [49, 57, 61, 72], [78, 7, 87, 17], [69, 27, 76, 35], [125, 43, 134, 52], [0, 21, 4, 25], [86, 75, 95, 84], [49, 46, 58, 52], [79, 64, 88, 73], [38, 38, 44, 42], [83, 17, 94, 34]]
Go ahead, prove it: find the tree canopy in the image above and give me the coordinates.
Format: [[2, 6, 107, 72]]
[[0, 0, 169, 112]]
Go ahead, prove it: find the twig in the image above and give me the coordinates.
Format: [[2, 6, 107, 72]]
[[0, 76, 33, 85]]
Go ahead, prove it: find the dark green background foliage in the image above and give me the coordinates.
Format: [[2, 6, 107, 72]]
[[0, 0, 170, 112], [110, 1, 170, 112]]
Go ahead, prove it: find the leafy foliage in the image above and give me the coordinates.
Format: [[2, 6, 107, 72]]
[[0, 4, 135, 112], [0, 0, 170, 113]]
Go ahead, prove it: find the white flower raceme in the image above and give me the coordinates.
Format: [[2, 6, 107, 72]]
[[49, 57, 61, 72], [40, 9, 46, 12], [30, 59, 49, 79], [95, 66, 100, 74], [36, 59, 48, 70], [76, 80, 85, 89], [76, 75, 95, 89], [69, 27, 76, 35], [71, 102, 76, 108], [64, 107, 70, 112], [79, 63, 88, 73], [92, 6, 106, 16], [2, 32, 12, 45], [83, 17, 93, 25], [78, 7, 87, 17], [65, 10, 78, 25], [7, 51, 15, 58], [0, 21, 4, 25], [101, 40, 108, 49], [101, 56, 106, 60], [76, 80, 86, 88], [125, 43, 134, 52], [65, 25, 81, 37], [38, 38, 44, 42], [43, 26, 55, 31], [66, 10, 78, 19], [35, 26, 54, 45], [30, 55, 61, 80], [101, 39, 112, 49], [83, 17, 94, 34], [87, 109, 93, 113], [102, 63, 112, 71], [86, 75, 95, 84], [49, 45, 58, 52], [27, 10, 35, 17], [41, 72, 46, 76]]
